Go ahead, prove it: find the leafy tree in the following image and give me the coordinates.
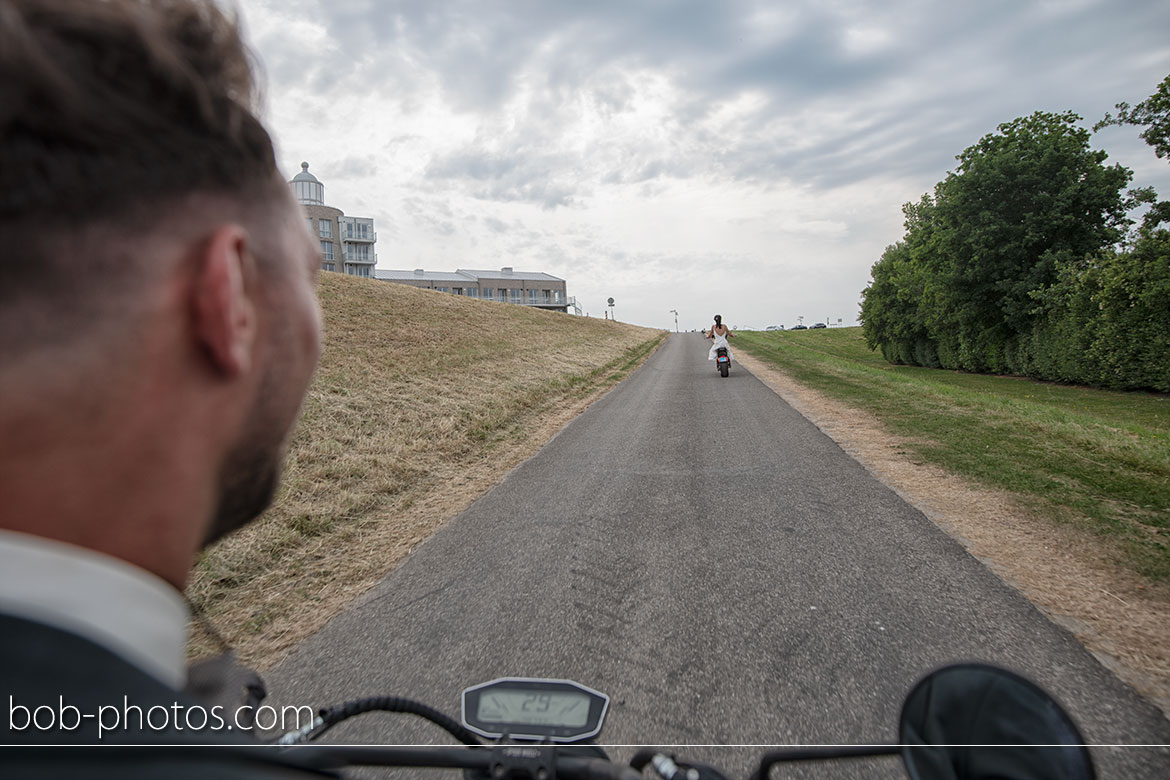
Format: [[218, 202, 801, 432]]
[[934, 112, 1131, 341], [861, 241, 920, 363], [1095, 74, 1170, 160], [1095, 74, 1170, 233], [860, 110, 1152, 384], [861, 196, 945, 365]]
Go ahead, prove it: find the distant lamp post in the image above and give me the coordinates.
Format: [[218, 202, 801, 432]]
[[669, 309, 679, 333]]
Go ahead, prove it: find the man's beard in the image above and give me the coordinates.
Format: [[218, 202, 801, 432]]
[[203, 433, 283, 548], [203, 358, 291, 548], [202, 292, 309, 548]]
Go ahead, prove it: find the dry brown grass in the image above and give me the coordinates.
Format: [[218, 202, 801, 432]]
[[187, 274, 664, 668]]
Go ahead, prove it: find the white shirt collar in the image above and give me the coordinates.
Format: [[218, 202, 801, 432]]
[[0, 529, 188, 688]]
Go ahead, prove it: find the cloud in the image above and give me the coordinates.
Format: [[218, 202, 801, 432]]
[[240, 0, 1170, 329], [482, 216, 510, 233], [402, 196, 463, 238], [257, 1, 1169, 200], [425, 146, 584, 209], [325, 155, 380, 179]]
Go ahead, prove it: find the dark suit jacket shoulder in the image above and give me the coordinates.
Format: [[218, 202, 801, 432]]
[[1, 613, 335, 778]]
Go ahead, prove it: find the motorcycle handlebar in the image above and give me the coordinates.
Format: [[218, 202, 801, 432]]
[[291, 745, 644, 780], [271, 663, 1096, 780], [286, 745, 490, 772], [559, 757, 645, 780]]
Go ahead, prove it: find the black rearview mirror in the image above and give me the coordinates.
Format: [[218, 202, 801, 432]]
[[899, 663, 1094, 780]]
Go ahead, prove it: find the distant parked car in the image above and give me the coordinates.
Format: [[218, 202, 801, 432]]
[[811, 322, 827, 329], [791, 324, 808, 330], [765, 325, 783, 331]]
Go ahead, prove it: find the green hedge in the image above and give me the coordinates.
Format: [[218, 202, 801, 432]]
[[860, 109, 1170, 392]]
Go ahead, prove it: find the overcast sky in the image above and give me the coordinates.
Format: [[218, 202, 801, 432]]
[[235, 0, 1170, 331]]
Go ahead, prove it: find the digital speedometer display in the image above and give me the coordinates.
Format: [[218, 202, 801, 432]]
[[476, 689, 590, 728], [461, 677, 609, 743]]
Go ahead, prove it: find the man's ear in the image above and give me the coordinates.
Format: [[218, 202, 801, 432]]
[[190, 225, 257, 377]]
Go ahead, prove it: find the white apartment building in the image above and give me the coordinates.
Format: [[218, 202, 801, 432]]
[[290, 162, 377, 278], [375, 267, 572, 313]]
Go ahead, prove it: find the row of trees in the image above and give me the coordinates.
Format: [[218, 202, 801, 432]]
[[860, 77, 1170, 392]]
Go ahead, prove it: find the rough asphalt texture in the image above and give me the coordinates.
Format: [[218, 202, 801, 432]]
[[268, 333, 1170, 778]]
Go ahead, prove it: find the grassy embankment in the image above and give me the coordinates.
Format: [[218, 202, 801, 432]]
[[737, 327, 1170, 584], [188, 273, 664, 666]]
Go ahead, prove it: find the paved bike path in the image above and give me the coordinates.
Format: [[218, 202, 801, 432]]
[[268, 333, 1169, 777]]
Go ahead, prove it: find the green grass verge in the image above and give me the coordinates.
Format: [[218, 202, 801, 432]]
[[737, 327, 1170, 583]]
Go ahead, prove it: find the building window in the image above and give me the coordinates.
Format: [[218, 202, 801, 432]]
[[509, 288, 522, 304], [436, 286, 450, 293], [452, 288, 463, 295], [318, 219, 332, 238], [320, 241, 333, 261], [340, 219, 374, 240], [554, 290, 563, 304], [527, 289, 538, 304], [344, 243, 371, 262], [466, 288, 479, 299], [323, 262, 335, 272], [541, 289, 551, 303], [482, 289, 495, 301], [294, 179, 324, 206]]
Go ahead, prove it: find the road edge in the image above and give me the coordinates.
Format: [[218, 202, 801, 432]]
[[734, 349, 1170, 721]]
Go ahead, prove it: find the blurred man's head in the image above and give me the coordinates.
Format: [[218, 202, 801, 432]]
[[0, 0, 322, 583]]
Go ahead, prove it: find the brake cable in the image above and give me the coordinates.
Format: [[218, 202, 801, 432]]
[[275, 695, 483, 746]]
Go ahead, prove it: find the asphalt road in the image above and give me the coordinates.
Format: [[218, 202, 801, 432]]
[[267, 333, 1170, 778]]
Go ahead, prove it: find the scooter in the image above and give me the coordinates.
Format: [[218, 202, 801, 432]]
[[270, 662, 1095, 780], [715, 347, 731, 378]]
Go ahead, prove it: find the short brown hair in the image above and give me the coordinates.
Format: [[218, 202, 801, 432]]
[[0, 0, 275, 220], [0, 0, 281, 346]]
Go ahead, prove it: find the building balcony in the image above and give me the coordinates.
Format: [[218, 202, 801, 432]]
[[342, 231, 376, 243]]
